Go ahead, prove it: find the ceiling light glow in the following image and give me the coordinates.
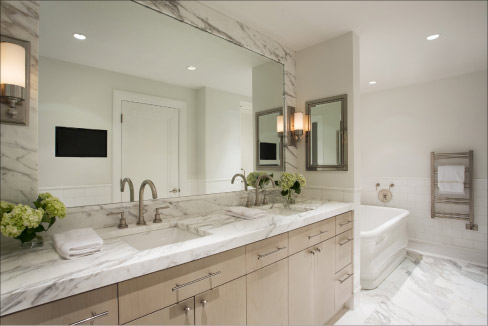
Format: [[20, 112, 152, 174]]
[[73, 33, 87, 40], [426, 34, 440, 41], [369, 81, 377, 85], [187, 65, 196, 71]]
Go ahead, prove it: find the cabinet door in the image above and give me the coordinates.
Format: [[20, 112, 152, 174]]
[[194, 277, 246, 325], [288, 247, 315, 325], [126, 298, 194, 325], [246, 258, 288, 325], [314, 238, 336, 324]]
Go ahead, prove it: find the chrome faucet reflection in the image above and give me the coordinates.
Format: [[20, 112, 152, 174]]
[[138, 179, 158, 225], [120, 177, 135, 202], [255, 174, 275, 206]]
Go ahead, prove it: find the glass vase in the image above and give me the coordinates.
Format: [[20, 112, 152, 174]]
[[283, 190, 296, 209], [20, 235, 43, 249]]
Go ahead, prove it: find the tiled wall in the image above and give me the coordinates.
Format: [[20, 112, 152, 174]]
[[361, 177, 488, 262]]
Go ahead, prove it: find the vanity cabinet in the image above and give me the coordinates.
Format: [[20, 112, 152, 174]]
[[289, 238, 336, 325], [0, 285, 118, 325], [246, 258, 289, 325], [1, 210, 355, 326]]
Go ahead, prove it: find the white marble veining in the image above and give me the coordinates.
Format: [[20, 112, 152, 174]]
[[0, 196, 353, 316], [336, 252, 488, 325], [0, 0, 39, 204]]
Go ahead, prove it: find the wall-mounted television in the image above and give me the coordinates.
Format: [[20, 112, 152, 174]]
[[55, 127, 107, 157], [259, 142, 277, 160]]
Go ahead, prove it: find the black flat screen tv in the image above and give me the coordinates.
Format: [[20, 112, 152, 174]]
[[259, 142, 277, 160], [55, 127, 107, 157]]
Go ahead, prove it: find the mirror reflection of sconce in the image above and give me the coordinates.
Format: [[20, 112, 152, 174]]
[[0, 35, 30, 126], [276, 114, 284, 138]]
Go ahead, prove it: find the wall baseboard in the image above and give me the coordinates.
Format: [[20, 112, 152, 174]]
[[408, 239, 487, 266]]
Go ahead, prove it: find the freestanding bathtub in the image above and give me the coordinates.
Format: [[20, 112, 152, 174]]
[[360, 205, 409, 290]]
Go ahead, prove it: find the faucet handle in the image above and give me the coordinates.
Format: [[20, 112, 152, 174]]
[[107, 211, 128, 229], [262, 193, 269, 205], [154, 206, 169, 223]]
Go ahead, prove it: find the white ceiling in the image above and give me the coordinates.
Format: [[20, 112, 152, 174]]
[[203, 1, 487, 93], [39, 1, 273, 98]]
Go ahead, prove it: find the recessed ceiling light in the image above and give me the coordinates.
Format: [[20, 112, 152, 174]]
[[187, 65, 196, 71], [73, 33, 86, 40], [369, 81, 377, 85], [426, 34, 440, 41]]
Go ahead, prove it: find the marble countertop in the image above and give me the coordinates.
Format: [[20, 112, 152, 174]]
[[0, 199, 354, 316]]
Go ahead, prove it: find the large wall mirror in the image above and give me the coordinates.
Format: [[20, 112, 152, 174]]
[[306, 95, 348, 171], [38, 1, 284, 207]]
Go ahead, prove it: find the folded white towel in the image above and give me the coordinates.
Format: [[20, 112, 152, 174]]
[[225, 206, 266, 220], [438, 165, 465, 194], [53, 228, 103, 260]]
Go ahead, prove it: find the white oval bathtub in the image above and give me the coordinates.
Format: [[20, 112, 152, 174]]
[[360, 205, 409, 290]]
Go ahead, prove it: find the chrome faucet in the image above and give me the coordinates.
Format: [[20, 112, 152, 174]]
[[120, 178, 135, 202], [231, 173, 248, 191], [138, 179, 158, 225], [255, 174, 275, 206]]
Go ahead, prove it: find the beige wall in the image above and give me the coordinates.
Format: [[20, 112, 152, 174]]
[[296, 32, 360, 191], [38, 56, 198, 188]]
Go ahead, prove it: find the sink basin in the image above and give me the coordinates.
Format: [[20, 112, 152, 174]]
[[121, 227, 204, 251]]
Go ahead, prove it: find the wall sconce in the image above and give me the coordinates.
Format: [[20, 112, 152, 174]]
[[293, 112, 304, 142], [276, 114, 284, 138], [1, 35, 30, 126]]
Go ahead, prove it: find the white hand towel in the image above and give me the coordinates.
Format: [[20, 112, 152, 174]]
[[53, 228, 103, 260], [225, 206, 266, 220], [438, 165, 465, 194]]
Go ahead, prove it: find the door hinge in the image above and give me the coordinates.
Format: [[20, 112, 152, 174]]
[[121, 113, 123, 123]]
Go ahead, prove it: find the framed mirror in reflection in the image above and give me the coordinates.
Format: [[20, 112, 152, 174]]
[[38, 1, 284, 207], [256, 108, 283, 171], [306, 95, 348, 171]]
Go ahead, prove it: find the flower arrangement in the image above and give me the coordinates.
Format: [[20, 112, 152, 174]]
[[246, 172, 274, 189], [0, 193, 66, 245], [279, 172, 306, 203]]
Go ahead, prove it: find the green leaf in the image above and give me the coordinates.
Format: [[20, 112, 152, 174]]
[[295, 188, 301, 195], [281, 190, 289, 196]]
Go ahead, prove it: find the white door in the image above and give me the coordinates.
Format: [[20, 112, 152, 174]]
[[121, 100, 179, 201]]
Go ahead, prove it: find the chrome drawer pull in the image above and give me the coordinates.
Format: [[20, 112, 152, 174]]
[[257, 246, 287, 259], [70, 311, 108, 326], [339, 273, 353, 284], [308, 230, 328, 239], [338, 220, 352, 227], [338, 238, 353, 246], [172, 271, 222, 291]]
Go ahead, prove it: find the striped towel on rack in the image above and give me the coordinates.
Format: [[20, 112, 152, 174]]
[[438, 165, 465, 194]]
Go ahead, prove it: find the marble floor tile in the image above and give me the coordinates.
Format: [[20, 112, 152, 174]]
[[336, 253, 487, 325]]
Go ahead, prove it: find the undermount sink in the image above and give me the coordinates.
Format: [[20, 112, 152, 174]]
[[121, 227, 204, 251]]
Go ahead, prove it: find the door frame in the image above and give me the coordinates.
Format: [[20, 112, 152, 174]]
[[112, 90, 187, 203]]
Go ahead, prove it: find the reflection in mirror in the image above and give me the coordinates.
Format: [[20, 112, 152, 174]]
[[38, 1, 284, 207], [256, 108, 283, 170], [306, 95, 347, 171]]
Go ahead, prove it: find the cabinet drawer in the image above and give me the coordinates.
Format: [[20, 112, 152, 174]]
[[125, 297, 194, 325], [336, 211, 353, 234], [335, 264, 353, 312], [246, 233, 288, 273], [0, 285, 118, 325], [335, 229, 353, 272], [289, 217, 336, 255], [118, 247, 245, 324]]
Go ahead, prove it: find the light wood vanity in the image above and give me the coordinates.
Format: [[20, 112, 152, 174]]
[[0, 211, 354, 325]]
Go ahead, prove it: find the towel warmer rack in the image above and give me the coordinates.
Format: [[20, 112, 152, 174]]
[[430, 150, 477, 230]]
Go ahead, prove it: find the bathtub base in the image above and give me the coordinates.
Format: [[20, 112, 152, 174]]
[[361, 247, 406, 290]]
